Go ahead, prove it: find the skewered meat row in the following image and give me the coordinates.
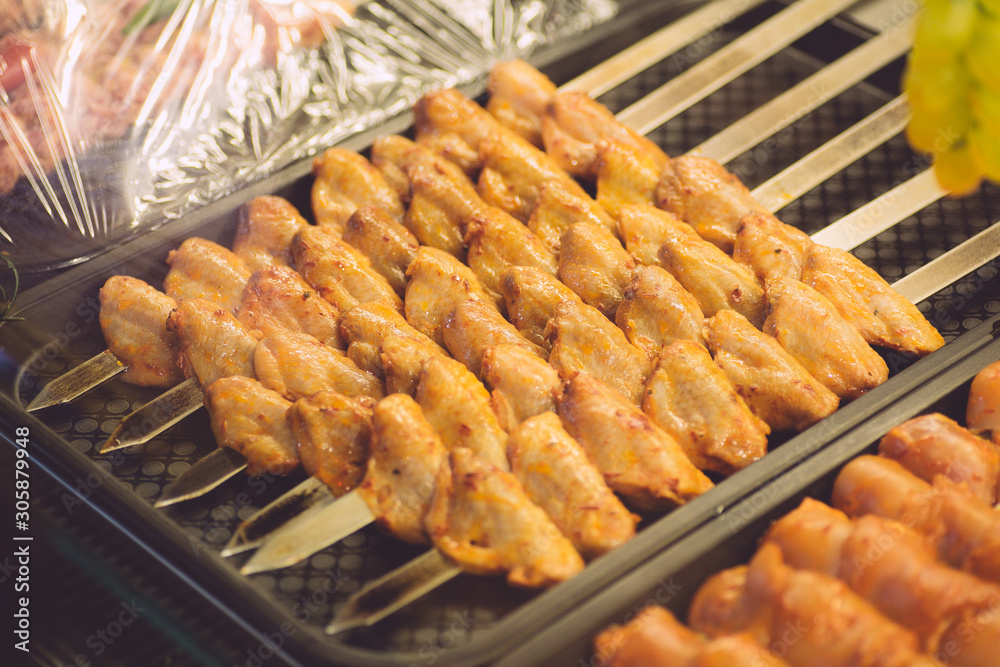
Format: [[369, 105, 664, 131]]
[[594, 362, 1000, 666]]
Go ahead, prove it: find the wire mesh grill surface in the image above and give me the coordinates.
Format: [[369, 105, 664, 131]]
[[10, 1, 1000, 662]]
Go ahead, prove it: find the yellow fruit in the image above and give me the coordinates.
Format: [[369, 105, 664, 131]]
[[969, 124, 1000, 181], [971, 86, 1000, 139], [966, 13, 1000, 94], [914, 0, 978, 61], [934, 142, 982, 194]]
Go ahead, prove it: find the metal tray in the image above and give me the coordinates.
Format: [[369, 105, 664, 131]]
[[2, 2, 1000, 665], [496, 315, 1000, 667]]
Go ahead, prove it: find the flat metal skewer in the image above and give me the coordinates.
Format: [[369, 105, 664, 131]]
[[221, 477, 335, 557], [25, 350, 127, 412], [100, 377, 204, 453], [240, 490, 375, 575], [155, 448, 248, 508]]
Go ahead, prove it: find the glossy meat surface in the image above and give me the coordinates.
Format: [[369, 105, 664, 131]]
[[481, 343, 561, 431], [204, 376, 297, 477], [705, 310, 839, 432], [380, 334, 446, 397], [558, 223, 636, 320], [338, 301, 446, 379], [415, 354, 510, 471], [499, 265, 583, 352], [486, 59, 556, 147], [557, 372, 714, 512], [763, 277, 889, 400], [236, 265, 344, 349], [311, 147, 404, 231], [342, 205, 419, 297], [968, 360, 1000, 442], [594, 606, 789, 667], [464, 205, 558, 303], [291, 225, 403, 315], [253, 332, 384, 401], [878, 413, 1000, 504], [615, 264, 706, 356], [166, 298, 258, 387], [658, 231, 765, 328], [425, 447, 585, 587], [732, 211, 813, 284], [643, 340, 769, 475], [541, 90, 668, 181], [526, 178, 618, 252], [288, 391, 372, 497], [404, 246, 498, 346], [164, 237, 251, 314], [594, 139, 661, 220], [356, 394, 446, 544], [231, 195, 308, 272], [546, 299, 653, 406], [801, 244, 944, 357], [442, 298, 546, 379], [617, 203, 699, 267], [403, 153, 484, 260], [99, 276, 184, 387], [689, 544, 939, 667], [656, 155, 765, 252], [508, 412, 638, 559]]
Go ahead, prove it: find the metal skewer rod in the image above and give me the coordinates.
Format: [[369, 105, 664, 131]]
[[221, 477, 334, 557]]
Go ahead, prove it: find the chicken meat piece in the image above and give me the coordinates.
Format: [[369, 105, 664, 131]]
[[288, 391, 372, 497], [164, 237, 251, 314], [594, 606, 790, 667], [541, 90, 669, 181], [204, 376, 298, 477], [404, 154, 485, 261], [442, 298, 547, 379], [878, 413, 1000, 505], [166, 299, 258, 387], [231, 196, 309, 272], [369, 134, 419, 204], [615, 265, 706, 356], [508, 412, 638, 559], [253, 332, 384, 402], [801, 244, 945, 357], [380, 334, 447, 396], [499, 265, 583, 352], [477, 132, 596, 223], [464, 205, 558, 304], [404, 246, 498, 346], [236, 265, 344, 349], [311, 147, 404, 231], [594, 139, 661, 220], [732, 211, 813, 284], [98, 276, 184, 387], [832, 455, 1000, 585], [968, 360, 1000, 443], [643, 340, 769, 475], [341, 205, 419, 297], [415, 354, 510, 471], [763, 277, 889, 400], [291, 225, 403, 315], [617, 203, 699, 267], [481, 343, 561, 431], [526, 178, 618, 252], [338, 301, 446, 379], [656, 155, 766, 253], [659, 232, 766, 328], [356, 394, 446, 544], [485, 59, 557, 147], [425, 447, 585, 587], [705, 310, 839, 432], [417, 132, 482, 178], [558, 223, 636, 320], [546, 299, 653, 406], [558, 372, 714, 512], [688, 544, 940, 667], [764, 497, 1000, 661], [413, 87, 510, 171]]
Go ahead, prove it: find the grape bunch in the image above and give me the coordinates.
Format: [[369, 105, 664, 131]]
[[904, 0, 1000, 194]]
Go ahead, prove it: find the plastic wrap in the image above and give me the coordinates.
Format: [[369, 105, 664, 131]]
[[0, 0, 616, 272]]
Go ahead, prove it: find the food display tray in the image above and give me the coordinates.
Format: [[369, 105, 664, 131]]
[[2, 1, 1000, 665], [496, 315, 1000, 667]]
